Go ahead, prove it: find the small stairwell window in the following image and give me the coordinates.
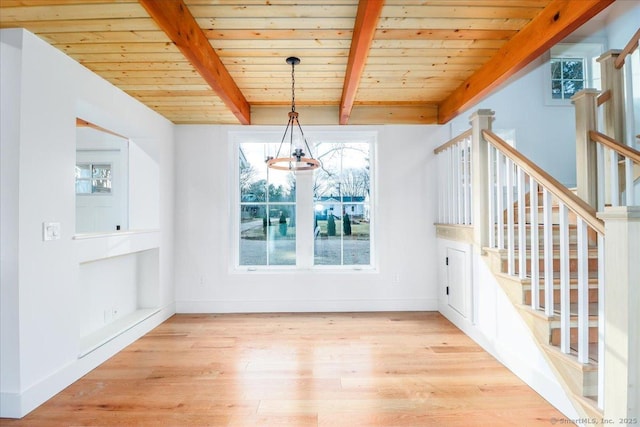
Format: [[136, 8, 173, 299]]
[[545, 42, 603, 106], [550, 57, 585, 100]]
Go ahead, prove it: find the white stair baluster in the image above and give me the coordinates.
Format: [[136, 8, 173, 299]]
[[468, 136, 473, 224], [437, 153, 441, 223], [463, 138, 471, 224], [517, 168, 526, 279], [625, 157, 634, 205], [496, 152, 505, 249], [506, 158, 515, 275], [543, 188, 554, 316], [577, 218, 590, 364], [440, 152, 445, 223], [610, 150, 620, 207], [447, 148, 453, 223], [559, 203, 570, 353], [455, 143, 462, 224], [530, 177, 540, 311], [596, 143, 605, 212], [458, 142, 464, 224], [488, 146, 496, 248], [597, 233, 605, 410]]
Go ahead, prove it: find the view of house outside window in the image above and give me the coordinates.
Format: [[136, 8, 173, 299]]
[[313, 142, 370, 266], [238, 138, 372, 268]]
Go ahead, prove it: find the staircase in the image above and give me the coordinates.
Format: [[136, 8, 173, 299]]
[[435, 36, 640, 421], [435, 114, 640, 420], [483, 188, 602, 418]]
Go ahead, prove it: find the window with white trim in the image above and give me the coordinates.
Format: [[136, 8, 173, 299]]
[[545, 42, 603, 105], [550, 57, 586, 100], [235, 131, 375, 269], [75, 163, 112, 194]]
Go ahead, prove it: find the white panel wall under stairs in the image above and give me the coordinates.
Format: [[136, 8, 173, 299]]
[[437, 238, 579, 420]]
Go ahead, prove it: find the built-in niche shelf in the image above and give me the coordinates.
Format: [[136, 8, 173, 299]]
[[74, 229, 159, 263], [79, 307, 160, 358], [77, 233, 160, 358]]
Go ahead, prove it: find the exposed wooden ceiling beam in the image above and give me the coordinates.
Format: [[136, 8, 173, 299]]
[[339, 0, 384, 125], [437, 0, 615, 124], [138, 0, 250, 125]]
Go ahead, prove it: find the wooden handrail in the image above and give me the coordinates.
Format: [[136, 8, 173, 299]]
[[614, 27, 640, 69], [483, 130, 604, 234], [590, 130, 640, 163], [596, 89, 611, 107], [433, 129, 472, 154]]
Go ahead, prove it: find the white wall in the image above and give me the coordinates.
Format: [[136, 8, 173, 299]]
[[0, 29, 175, 417], [604, 2, 640, 49], [78, 254, 139, 338], [446, 56, 582, 188], [0, 27, 23, 405], [128, 138, 160, 230], [174, 124, 445, 312]]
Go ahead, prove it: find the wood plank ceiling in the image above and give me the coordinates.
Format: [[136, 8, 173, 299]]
[[0, 0, 614, 125]]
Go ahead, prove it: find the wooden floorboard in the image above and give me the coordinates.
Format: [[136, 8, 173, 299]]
[[0, 312, 568, 426]]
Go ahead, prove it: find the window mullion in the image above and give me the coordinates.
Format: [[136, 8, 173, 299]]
[[295, 170, 314, 268]]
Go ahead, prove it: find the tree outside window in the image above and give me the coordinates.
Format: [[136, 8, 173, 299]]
[[239, 143, 296, 266], [313, 142, 370, 266], [550, 57, 585, 100]]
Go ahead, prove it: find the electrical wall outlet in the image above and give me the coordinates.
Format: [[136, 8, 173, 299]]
[[43, 222, 61, 241]]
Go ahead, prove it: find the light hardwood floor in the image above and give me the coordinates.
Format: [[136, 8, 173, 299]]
[[0, 312, 569, 426]]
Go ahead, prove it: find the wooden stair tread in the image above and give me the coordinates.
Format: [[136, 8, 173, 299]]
[[509, 246, 599, 254], [543, 342, 599, 368], [521, 278, 599, 289], [547, 302, 600, 318], [518, 270, 599, 281], [566, 343, 599, 363]]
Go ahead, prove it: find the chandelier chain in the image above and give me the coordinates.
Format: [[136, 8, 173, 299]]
[[291, 60, 296, 112]]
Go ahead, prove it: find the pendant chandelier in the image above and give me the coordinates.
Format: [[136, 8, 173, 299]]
[[266, 57, 320, 171]]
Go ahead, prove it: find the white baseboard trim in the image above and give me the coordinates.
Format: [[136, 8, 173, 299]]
[[0, 303, 175, 419], [175, 298, 438, 313]]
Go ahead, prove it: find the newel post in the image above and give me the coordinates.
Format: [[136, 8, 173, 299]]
[[597, 206, 640, 420], [470, 109, 494, 251], [572, 89, 599, 208], [598, 50, 627, 205], [597, 50, 625, 142]]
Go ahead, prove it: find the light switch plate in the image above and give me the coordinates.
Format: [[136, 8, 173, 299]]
[[43, 222, 61, 241]]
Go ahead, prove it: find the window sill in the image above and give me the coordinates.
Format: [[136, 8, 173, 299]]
[[234, 266, 377, 274]]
